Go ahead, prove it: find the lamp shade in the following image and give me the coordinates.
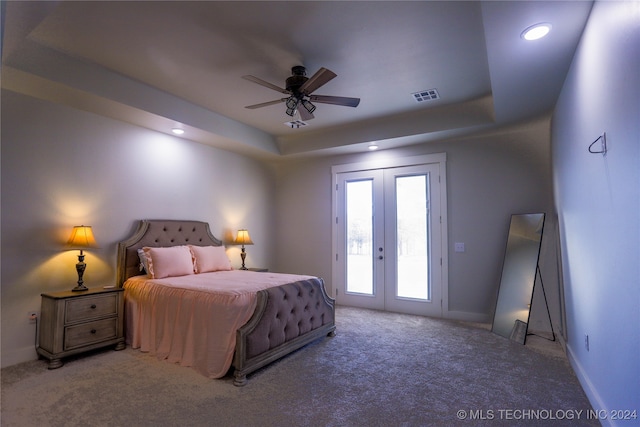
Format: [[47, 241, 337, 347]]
[[234, 229, 254, 246], [66, 225, 99, 249]]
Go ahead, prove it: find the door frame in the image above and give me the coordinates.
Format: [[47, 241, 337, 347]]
[[331, 153, 449, 317]]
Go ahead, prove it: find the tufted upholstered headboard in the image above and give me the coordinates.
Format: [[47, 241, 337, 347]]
[[116, 220, 222, 287]]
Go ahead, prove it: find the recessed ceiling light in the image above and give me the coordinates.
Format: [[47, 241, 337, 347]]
[[172, 128, 185, 135], [521, 23, 552, 41], [368, 144, 379, 151]]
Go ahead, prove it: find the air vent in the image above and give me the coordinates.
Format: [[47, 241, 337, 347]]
[[284, 120, 308, 129], [412, 89, 440, 103]]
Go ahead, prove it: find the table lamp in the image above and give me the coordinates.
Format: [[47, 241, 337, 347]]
[[66, 225, 98, 291], [234, 229, 254, 270]]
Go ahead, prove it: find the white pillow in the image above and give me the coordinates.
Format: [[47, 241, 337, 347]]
[[142, 246, 195, 279], [189, 245, 232, 273]]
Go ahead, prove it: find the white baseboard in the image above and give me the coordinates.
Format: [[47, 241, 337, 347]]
[[1, 345, 38, 369], [444, 310, 491, 323], [566, 343, 612, 427]]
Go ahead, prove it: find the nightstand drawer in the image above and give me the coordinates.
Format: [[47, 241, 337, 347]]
[[65, 293, 118, 323], [64, 318, 118, 350]]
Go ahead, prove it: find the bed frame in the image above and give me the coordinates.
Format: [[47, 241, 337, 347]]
[[116, 219, 336, 386]]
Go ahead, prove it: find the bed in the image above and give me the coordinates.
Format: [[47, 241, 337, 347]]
[[116, 219, 336, 386]]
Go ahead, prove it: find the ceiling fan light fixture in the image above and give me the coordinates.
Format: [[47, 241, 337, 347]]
[[521, 23, 552, 41], [285, 96, 298, 116], [285, 96, 297, 109], [301, 99, 316, 114]]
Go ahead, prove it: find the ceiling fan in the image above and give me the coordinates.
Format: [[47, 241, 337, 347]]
[[242, 66, 360, 121]]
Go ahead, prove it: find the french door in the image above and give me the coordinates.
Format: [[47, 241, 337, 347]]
[[333, 160, 444, 317]]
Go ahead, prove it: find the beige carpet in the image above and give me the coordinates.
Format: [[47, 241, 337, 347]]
[[1, 306, 597, 426]]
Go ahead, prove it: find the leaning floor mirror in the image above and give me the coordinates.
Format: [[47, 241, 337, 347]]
[[491, 213, 545, 344]]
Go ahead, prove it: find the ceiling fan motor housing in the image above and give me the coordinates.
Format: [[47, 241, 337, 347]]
[[286, 66, 308, 95]]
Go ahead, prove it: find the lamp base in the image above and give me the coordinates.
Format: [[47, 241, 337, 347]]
[[73, 255, 88, 291], [240, 247, 248, 270]]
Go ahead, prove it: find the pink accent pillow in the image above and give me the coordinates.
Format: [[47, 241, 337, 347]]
[[142, 246, 195, 279], [189, 245, 232, 273]]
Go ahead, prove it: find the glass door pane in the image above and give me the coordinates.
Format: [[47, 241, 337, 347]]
[[346, 179, 373, 295], [395, 175, 429, 300]]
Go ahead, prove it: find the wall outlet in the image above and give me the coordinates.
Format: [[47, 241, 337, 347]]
[[28, 311, 38, 323], [454, 242, 465, 253], [584, 334, 589, 351]]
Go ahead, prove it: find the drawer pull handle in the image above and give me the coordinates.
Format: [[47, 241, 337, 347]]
[[90, 329, 97, 334], [90, 304, 97, 309]]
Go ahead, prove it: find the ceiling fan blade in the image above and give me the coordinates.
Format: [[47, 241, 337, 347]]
[[309, 94, 360, 107], [299, 67, 337, 95], [245, 99, 287, 109], [298, 107, 314, 121], [242, 75, 289, 94]]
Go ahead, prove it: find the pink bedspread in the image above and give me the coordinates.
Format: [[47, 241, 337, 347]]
[[123, 270, 315, 378]]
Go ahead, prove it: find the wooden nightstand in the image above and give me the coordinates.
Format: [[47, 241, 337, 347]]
[[37, 287, 125, 369]]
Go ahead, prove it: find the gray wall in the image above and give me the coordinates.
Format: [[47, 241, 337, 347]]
[[1, 90, 276, 367], [551, 0, 640, 418], [271, 117, 558, 326]]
